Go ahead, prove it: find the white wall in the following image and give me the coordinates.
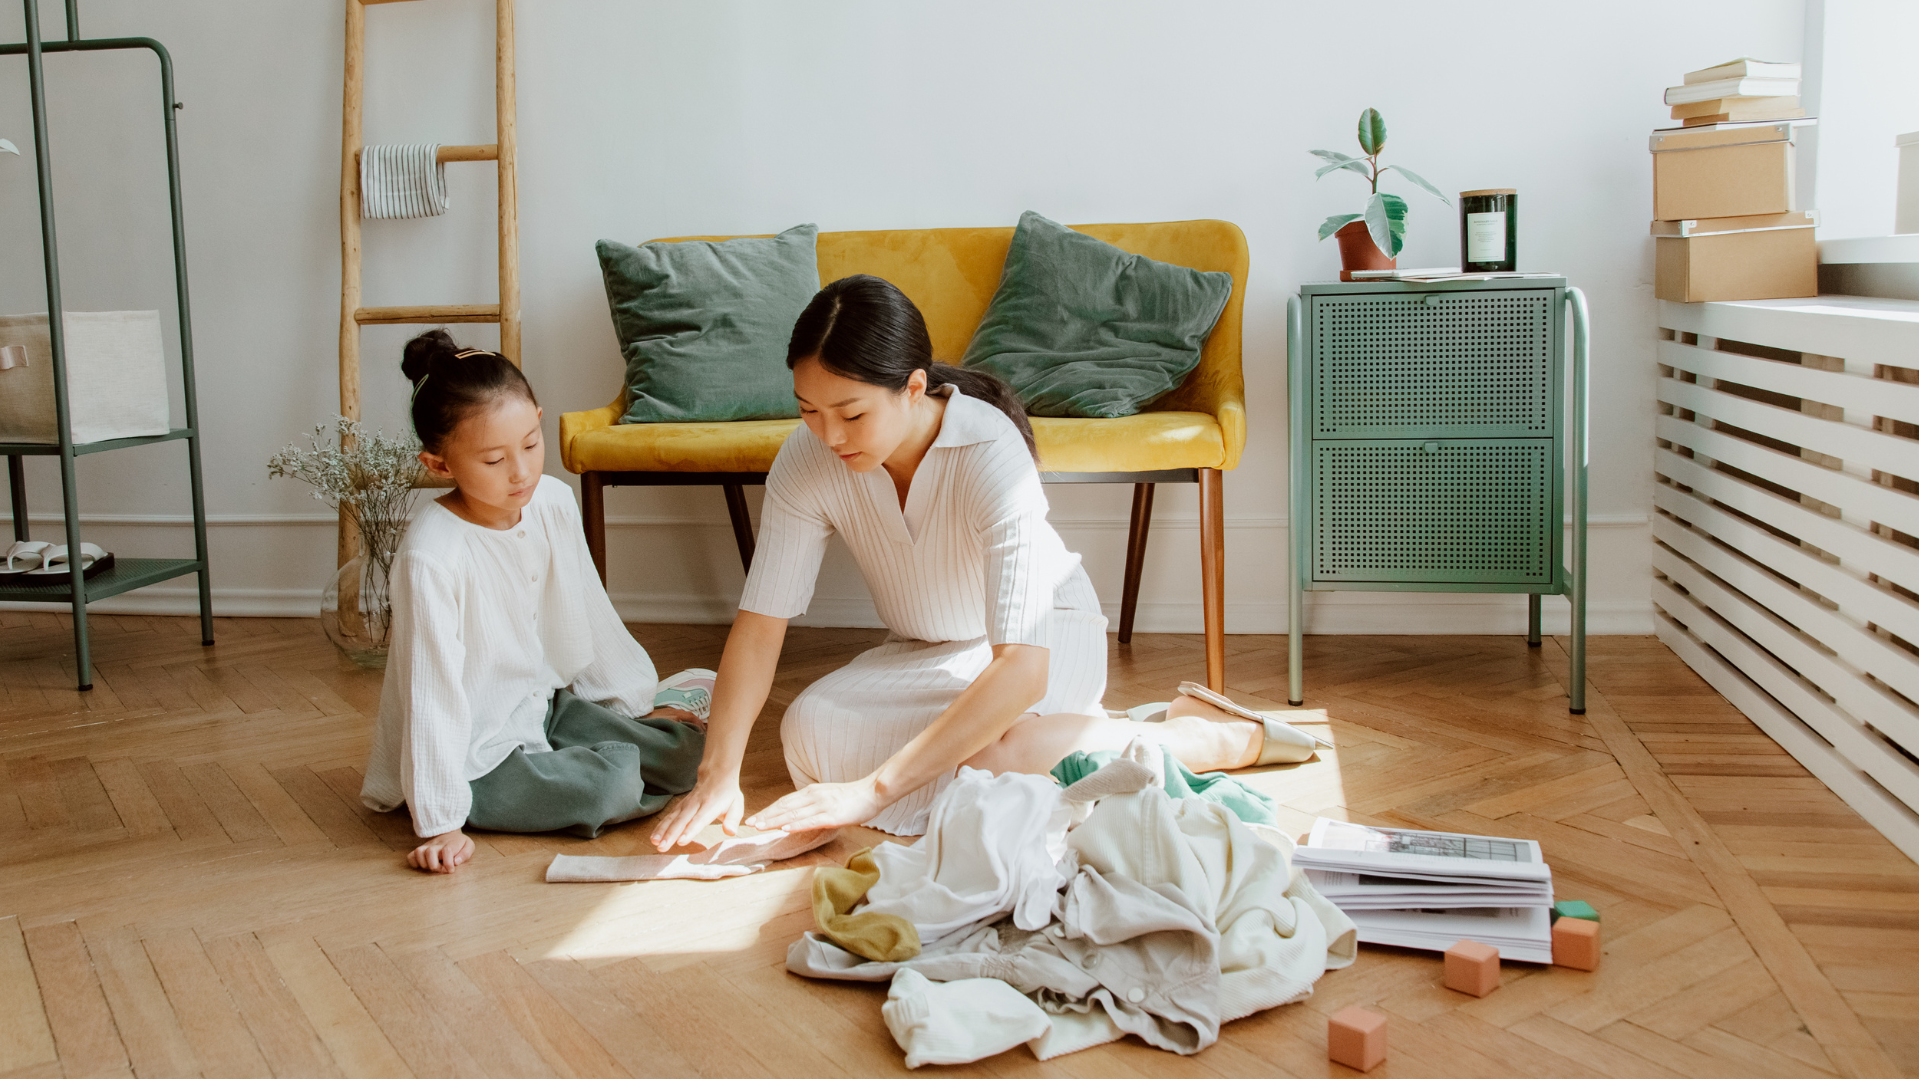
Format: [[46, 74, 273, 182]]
[[1803, 0, 1919, 239], [0, 0, 1809, 635]]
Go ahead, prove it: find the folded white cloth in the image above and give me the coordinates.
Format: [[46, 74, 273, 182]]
[[360, 143, 448, 220], [545, 827, 839, 882], [882, 969, 1051, 1069]]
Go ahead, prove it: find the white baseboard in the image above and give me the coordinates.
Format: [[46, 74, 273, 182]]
[[3, 509, 1653, 635], [29, 582, 1652, 636]]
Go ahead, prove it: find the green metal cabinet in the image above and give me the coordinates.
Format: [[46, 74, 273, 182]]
[[1287, 278, 1589, 712]]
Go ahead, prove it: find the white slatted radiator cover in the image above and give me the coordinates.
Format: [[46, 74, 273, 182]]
[[1655, 297, 1919, 861]]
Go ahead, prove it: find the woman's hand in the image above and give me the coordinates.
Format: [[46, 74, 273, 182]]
[[650, 772, 747, 851], [746, 775, 886, 834], [407, 830, 474, 874]]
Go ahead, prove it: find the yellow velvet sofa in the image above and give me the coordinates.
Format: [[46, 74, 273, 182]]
[[560, 220, 1248, 689]]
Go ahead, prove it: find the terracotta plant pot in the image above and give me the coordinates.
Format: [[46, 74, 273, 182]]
[[1333, 220, 1394, 281]]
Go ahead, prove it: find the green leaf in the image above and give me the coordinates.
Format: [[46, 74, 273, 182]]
[[1364, 192, 1408, 258], [0, 138, 18, 156], [1312, 151, 1371, 180], [1318, 213, 1364, 241], [1356, 108, 1387, 156], [1383, 164, 1450, 205]]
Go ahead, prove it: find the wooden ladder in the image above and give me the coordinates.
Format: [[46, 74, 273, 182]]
[[337, 0, 519, 562]]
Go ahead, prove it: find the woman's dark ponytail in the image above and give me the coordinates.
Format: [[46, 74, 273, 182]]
[[401, 329, 538, 452], [787, 275, 1037, 462]]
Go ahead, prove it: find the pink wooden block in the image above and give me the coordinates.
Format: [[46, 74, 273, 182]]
[[1553, 915, 1601, 971], [1328, 1005, 1387, 1072], [1444, 939, 1500, 997]]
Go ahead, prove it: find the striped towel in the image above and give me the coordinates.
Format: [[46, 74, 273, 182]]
[[360, 143, 448, 219]]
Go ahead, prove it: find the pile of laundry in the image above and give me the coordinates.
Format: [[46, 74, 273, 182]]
[[788, 740, 1359, 1067]]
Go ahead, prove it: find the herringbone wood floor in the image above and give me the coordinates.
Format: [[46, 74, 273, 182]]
[[1, 614, 1915, 1079]]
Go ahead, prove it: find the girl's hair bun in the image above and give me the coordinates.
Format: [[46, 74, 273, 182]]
[[401, 327, 458, 386], [399, 328, 537, 451]]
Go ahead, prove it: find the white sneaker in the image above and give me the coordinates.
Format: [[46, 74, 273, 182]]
[[654, 668, 717, 724]]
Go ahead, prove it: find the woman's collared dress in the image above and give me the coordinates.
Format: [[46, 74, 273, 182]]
[[738, 385, 1108, 835]]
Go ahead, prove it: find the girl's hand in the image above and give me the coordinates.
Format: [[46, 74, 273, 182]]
[[408, 830, 475, 874], [651, 772, 747, 851], [746, 776, 886, 834]]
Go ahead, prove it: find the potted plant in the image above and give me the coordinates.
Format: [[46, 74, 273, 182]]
[[269, 417, 423, 667], [1312, 108, 1450, 280]]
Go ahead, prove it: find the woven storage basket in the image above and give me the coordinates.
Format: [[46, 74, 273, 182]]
[[0, 311, 170, 444]]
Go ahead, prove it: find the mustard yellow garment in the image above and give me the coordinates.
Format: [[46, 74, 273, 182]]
[[813, 847, 920, 962]]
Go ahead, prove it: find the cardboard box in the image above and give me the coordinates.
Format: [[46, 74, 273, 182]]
[[1899, 130, 1918, 235], [1651, 123, 1798, 220], [1652, 212, 1817, 302]]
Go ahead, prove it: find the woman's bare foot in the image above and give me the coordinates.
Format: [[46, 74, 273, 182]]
[[1161, 696, 1264, 770]]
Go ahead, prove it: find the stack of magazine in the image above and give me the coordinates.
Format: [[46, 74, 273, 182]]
[[1296, 817, 1555, 963]]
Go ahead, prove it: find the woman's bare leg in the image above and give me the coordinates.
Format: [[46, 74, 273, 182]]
[[964, 696, 1263, 776]]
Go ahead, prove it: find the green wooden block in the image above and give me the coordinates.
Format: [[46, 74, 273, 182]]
[[1552, 900, 1599, 923]]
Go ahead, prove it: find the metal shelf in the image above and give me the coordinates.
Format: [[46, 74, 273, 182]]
[[3, 1, 214, 690], [0, 427, 193, 457], [0, 556, 200, 604]]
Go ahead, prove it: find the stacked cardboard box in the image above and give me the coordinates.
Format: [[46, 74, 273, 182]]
[[1651, 59, 1818, 302]]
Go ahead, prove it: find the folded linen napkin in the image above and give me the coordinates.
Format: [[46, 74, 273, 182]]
[[360, 143, 448, 220], [545, 827, 841, 882]]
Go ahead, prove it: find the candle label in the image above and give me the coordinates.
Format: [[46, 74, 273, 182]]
[[1466, 211, 1507, 262]]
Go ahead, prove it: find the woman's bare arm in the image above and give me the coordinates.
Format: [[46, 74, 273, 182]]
[[744, 642, 1048, 833], [649, 610, 788, 849]]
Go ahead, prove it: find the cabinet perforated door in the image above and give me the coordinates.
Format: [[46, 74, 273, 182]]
[[1312, 440, 1554, 584], [1311, 290, 1556, 439]]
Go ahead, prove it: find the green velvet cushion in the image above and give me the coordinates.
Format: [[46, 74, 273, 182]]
[[961, 211, 1233, 419], [598, 224, 818, 423]]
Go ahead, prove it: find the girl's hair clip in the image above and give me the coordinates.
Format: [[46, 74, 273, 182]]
[[410, 373, 429, 403], [453, 348, 492, 360]]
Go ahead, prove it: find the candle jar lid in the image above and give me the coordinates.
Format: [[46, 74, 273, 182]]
[[1460, 188, 1517, 197]]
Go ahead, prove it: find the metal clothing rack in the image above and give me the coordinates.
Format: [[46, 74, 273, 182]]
[[1, 0, 214, 690]]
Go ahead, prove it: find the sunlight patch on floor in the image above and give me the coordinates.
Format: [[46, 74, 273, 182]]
[[536, 864, 813, 962]]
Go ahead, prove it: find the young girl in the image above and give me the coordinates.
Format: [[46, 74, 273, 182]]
[[361, 330, 713, 873], [650, 275, 1309, 849]]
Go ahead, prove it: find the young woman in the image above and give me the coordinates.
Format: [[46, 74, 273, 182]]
[[650, 276, 1302, 848], [361, 330, 715, 873]]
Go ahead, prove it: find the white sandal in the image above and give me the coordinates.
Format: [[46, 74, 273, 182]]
[[22, 542, 114, 583], [2, 540, 52, 580], [1125, 682, 1332, 766]]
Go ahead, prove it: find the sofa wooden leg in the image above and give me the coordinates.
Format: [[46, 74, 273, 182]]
[[1118, 483, 1155, 644], [1198, 467, 1226, 691], [723, 484, 756, 572], [583, 472, 608, 585]]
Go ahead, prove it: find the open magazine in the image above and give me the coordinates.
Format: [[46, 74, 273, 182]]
[[1295, 817, 1555, 963]]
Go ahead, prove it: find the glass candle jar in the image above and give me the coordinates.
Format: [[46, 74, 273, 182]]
[[1459, 189, 1517, 272]]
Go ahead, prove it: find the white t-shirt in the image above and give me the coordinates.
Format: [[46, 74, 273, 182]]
[[739, 385, 1095, 643], [360, 475, 660, 836]]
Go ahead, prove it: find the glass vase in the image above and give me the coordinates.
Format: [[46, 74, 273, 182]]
[[321, 549, 397, 669]]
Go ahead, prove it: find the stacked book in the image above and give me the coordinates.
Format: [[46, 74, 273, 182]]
[[1650, 58, 1818, 303], [1664, 57, 1803, 128], [1295, 817, 1555, 963]]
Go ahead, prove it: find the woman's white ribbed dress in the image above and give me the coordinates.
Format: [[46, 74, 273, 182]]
[[739, 386, 1107, 836]]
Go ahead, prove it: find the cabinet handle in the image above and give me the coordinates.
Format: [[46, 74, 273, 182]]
[[1424, 441, 1440, 453], [1423, 295, 1442, 306]]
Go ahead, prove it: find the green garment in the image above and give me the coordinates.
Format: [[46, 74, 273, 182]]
[[961, 211, 1233, 419], [466, 688, 703, 839], [1049, 749, 1278, 826]]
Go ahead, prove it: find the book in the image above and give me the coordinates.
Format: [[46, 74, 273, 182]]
[[1654, 117, 1816, 137], [1684, 109, 1806, 126], [1294, 818, 1556, 963], [1683, 58, 1802, 84], [1671, 95, 1799, 119], [1665, 77, 1799, 105]]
